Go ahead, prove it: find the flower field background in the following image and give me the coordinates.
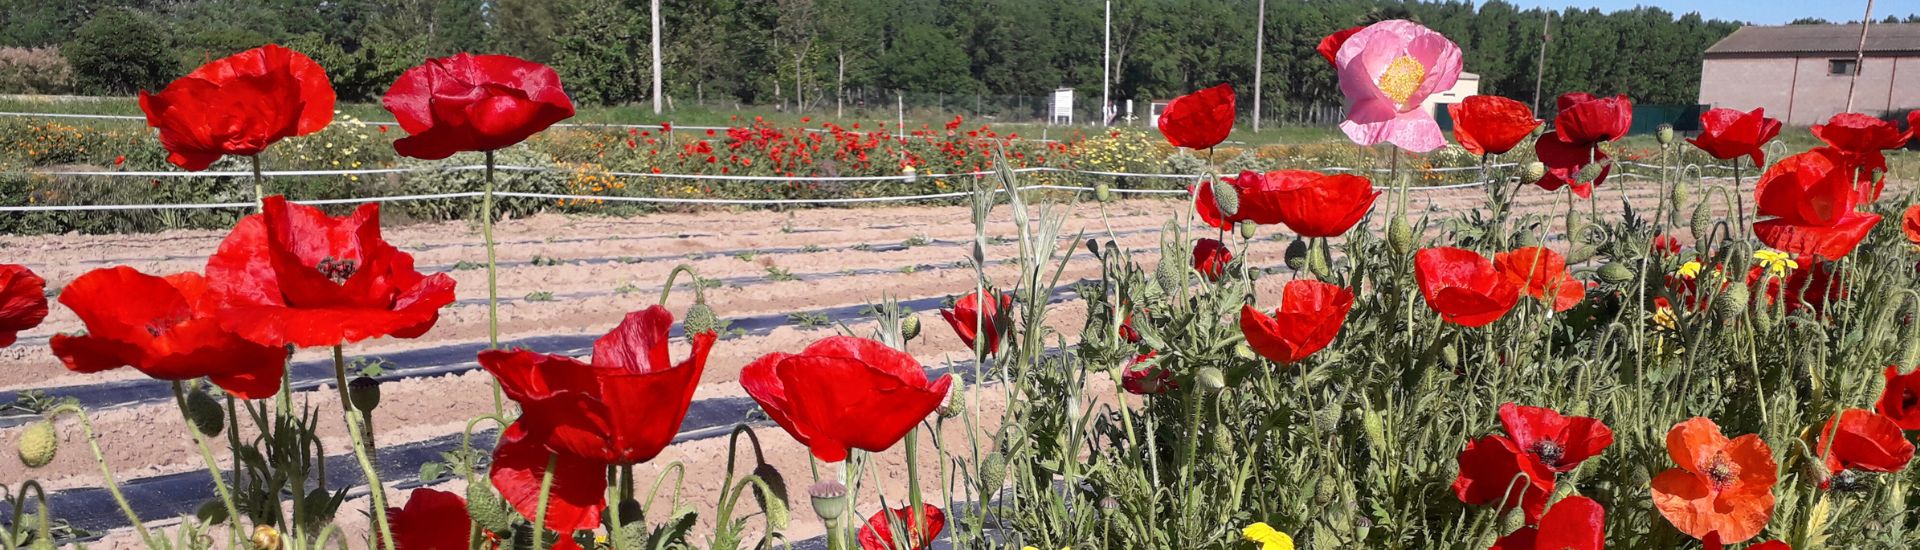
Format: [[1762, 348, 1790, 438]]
[[3, 17, 1920, 550]]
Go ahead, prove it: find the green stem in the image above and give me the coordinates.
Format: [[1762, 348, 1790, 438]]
[[484, 149, 505, 418], [334, 346, 395, 549], [53, 404, 154, 546], [250, 154, 266, 210], [535, 453, 560, 550], [173, 382, 243, 548], [905, 428, 926, 547]]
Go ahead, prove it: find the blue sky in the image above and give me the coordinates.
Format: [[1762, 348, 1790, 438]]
[[1505, 1, 1917, 25]]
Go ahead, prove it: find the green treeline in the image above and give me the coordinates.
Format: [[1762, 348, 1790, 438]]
[[4, 1, 1908, 110]]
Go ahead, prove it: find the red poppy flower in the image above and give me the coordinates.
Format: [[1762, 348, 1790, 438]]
[[1815, 113, 1910, 201], [1751, 148, 1880, 260], [0, 264, 48, 348], [383, 53, 576, 160], [1487, 495, 1604, 550], [1451, 434, 1554, 523], [1158, 83, 1235, 150], [1651, 417, 1777, 543], [483, 306, 713, 531], [1497, 403, 1612, 473], [1816, 408, 1914, 476], [857, 504, 945, 550], [1448, 95, 1541, 156], [740, 336, 952, 462], [1652, 235, 1683, 256], [1532, 131, 1608, 198], [1270, 172, 1380, 238], [1704, 532, 1791, 550], [1192, 238, 1234, 282], [1552, 93, 1632, 146], [1689, 107, 1782, 167], [205, 197, 456, 348], [1317, 26, 1364, 65], [1494, 247, 1584, 312], [51, 267, 287, 398], [386, 488, 471, 550], [138, 44, 334, 171], [1120, 352, 1175, 395], [939, 289, 1012, 354], [1902, 204, 1920, 246], [1239, 280, 1353, 365], [1414, 247, 1521, 327], [1877, 366, 1920, 430]]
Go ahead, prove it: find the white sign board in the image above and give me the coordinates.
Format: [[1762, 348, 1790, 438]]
[[1051, 88, 1074, 124]]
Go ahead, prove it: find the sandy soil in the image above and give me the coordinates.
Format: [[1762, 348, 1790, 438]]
[[0, 176, 1745, 546]]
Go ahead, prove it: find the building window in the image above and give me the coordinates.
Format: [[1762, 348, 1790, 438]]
[[1829, 59, 1860, 76]]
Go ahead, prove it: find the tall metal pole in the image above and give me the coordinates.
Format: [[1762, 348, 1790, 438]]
[[1845, 0, 1875, 112], [1102, 0, 1111, 127], [651, 0, 663, 115], [1531, 11, 1550, 114], [1253, 0, 1265, 133]]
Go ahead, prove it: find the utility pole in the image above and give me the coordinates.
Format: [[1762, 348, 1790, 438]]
[[651, 0, 663, 115], [1531, 11, 1550, 114], [1102, 0, 1112, 127], [1253, 0, 1266, 132], [1845, 0, 1875, 112]]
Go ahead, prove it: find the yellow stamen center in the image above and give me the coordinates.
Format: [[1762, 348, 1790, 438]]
[[1378, 56, 1426, 105]]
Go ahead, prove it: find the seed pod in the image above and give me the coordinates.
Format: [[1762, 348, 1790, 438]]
[[16, 420, 56, 468], [684, 302, 719, 335], [466, 476, 517, 534], [899, 315, 922, 341], [1210, 177, 1240, 218], [1387, 217, 1413, 255], [1196, 367, 1226, 393], [1656, 123, 1675, 146], [1285, 238, 1309, 271], [1523, 162, 1547, 182], [1238, 220, 1258, 240], [186, 387, 226, 437], [1094, 183, 1113, 203], [937, 380, 967, 418], [1598, 262, 1634, 284], [346, 376, 380, 415], [807, 480, 849, 522]]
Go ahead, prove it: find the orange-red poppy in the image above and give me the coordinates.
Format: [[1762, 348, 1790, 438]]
[[1494, 247, 1584, 312], [1816, 409, 1914, 483], [1651, 417, 1777, 543]]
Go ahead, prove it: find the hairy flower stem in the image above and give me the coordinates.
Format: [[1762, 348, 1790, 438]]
[[49, 404, 154, 545], [905, 428, 927, 547], [534, 453, 559, 550], [483, 149, 505, 418], [333, 346, 395, 549], [173, 381, 243, 547], [1732, 162, 1746, 235]]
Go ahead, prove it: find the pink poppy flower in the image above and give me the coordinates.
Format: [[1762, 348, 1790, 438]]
[[1332, 20, 1463, 153]]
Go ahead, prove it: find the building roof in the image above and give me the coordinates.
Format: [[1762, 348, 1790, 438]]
[[1705, 24, 1920, 58]]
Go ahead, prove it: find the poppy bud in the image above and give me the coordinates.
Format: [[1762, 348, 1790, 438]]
[[1565, 209, 1590, 241], [1515, 231, 1541, 248], [684, 302, 719, 335], [1656, 123, 1675, 146], [16, 420, 56, 468], [1211, 428, 1235, 456], [1564, 245, 1597, 265], [1500, 507, 1527, 534], [1442, 345, 1460, 369], [1210, 177, 1240, 218], [1669, 180, 1690, 211], [937, 380, 966, 418], [1312, 401, 1342, 433], [1238, 220, 1257, 240], [615, 498, 645, 526], [899, 315, 922, 341], [1691, 202, 1713, 240], [1155, 256, 1186, 295], [759, 483, 791, 529], [466, 476, 516, 534], [250, 525, 282, 550], [1233, 342, 1256, 361], [1524, 161, 1547, 181], [1307, 242, 1332, 279], [1094, 183, 1113, 203], [1900, 300, 1920, 368], [1361, 410, 1387, 454], [1598, 262, 1634, 284], [347, 376, 380, 414], [1314, 477, 1338, 505], [1472, 529, 1501, 550], [807, 481, 849, 522], [1285, 238, 1309, 270], [977, 452, 1008, 493], [186, 388, 226, 437], [1196, 367, 1226, 393], [1715, 284, 1749, 325], [1387, 217, 1413, 255]]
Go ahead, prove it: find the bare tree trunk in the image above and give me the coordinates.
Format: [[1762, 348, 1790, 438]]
[[796, 53, 806, 114], [837, 50, 846, 118]]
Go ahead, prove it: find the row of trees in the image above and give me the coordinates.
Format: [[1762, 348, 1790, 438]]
[[3, 0, 1915, 112]]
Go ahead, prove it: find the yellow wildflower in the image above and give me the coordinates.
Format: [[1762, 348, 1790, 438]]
[[1675, 260, 1703, 279], [1753, 249, 1798, 278], [1242, 522, 1294, 550]]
